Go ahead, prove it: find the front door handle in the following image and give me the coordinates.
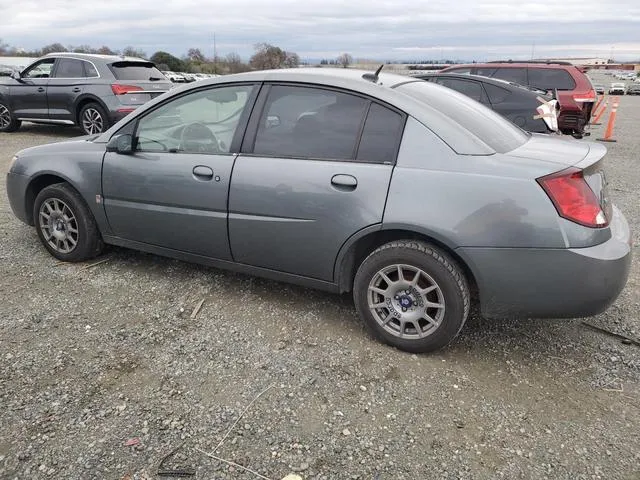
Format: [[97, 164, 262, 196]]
[[331, 174, 357, 191], [192, 165, 214, 180], [37, 87, 45, 93]]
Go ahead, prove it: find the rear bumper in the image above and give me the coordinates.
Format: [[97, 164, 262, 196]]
[[458, 206, 632, 319]]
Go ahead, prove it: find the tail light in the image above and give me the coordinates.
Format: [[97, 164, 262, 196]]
[[537, 167, 608, 228], [573, 90, 596, 103], [111, 84, 143, 95]]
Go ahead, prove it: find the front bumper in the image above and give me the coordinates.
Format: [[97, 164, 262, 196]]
[[458, 206, 632, 319], [6, 172, 31, 225]]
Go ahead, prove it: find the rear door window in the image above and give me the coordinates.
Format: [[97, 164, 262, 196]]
[[484, 83, 512, 104], [492, 68, 527, 85], [436, 78, 485, 103], [252, 85, 369, 161], [356, 103, 405, 164], [109, 61, 165, 81], [528, 68, 576, 90], [54, 58, 85, 78]]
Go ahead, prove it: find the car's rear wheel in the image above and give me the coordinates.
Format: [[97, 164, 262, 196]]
[[353, 240, 470, 353], [33, 183, 104, 262], [0, 102, 21, 132], [79, 103, 110, 135]]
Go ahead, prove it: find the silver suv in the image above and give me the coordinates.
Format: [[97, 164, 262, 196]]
[[0, 53, 172, 135]]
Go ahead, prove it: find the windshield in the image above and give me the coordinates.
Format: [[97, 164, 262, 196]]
[[395, 80, 529, 153], [108, 61, 166, 81]]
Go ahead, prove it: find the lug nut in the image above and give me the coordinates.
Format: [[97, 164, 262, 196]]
[[402, 307, 407, 312]]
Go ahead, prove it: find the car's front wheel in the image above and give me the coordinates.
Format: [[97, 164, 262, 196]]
[[79, 103, 110, 135], [33, 183, 104, 262], [354, 240, 470, 353], [0, 101, 21, 132]]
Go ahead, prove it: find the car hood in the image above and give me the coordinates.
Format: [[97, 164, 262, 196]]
[[507, 133, 596, 167], [15, 134, 101, 160]]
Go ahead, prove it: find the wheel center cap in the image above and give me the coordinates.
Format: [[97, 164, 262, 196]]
[[399, 296, 412, 308]]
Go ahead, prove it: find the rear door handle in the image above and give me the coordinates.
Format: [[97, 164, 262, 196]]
[[37, 87, 45, 93], [331, 174, 357, 191], [192, 165, 214, 180]]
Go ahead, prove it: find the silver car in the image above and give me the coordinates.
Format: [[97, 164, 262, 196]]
[[5, 68, 632, 353]]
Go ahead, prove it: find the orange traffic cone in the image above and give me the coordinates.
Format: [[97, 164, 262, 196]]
[[597, 97, 619, 143], [591, 97, 608, 125], [592, 95, 603, 118]]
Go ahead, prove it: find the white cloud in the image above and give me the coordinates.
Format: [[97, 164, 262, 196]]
[[1, 0, 639, 60]]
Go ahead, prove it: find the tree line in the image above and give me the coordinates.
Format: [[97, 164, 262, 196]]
[[0, 39, 364, 73]]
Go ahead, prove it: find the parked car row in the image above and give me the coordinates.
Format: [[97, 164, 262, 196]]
[[438, 61, 597, 138], [6, 67, 631, 353], [161, 71, 221, 83]]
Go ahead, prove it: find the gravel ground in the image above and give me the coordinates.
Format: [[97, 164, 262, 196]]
[[0, 93, 639, 480]]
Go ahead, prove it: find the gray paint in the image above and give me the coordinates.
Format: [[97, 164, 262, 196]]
[[228, 155, 392, 280], [6, 68, 632, 320]]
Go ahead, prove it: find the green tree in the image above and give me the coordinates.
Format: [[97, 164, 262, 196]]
[[150, 51, 185, 71], [122, 46, 147, 58], [249, 43, 299, 70], [41, 43, 67, 55]]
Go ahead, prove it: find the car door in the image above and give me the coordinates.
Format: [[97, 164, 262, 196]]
[[47, 58, 95, 123], [102, 83, 259, 260], [10, 57, 56, 119], [228, 84, 405, 281]]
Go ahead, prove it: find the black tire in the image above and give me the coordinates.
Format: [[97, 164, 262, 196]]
[[0, 101, 21, 132], [78, 102, 110, 135], [33, 183, 104, 262], [353, 240, 470, 354]]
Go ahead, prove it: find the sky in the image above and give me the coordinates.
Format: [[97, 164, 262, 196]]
[[1, 0, 639, 62]]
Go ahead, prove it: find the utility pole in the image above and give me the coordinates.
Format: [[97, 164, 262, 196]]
[[213, 32, 217, 74], [531, 41, 535, 60]]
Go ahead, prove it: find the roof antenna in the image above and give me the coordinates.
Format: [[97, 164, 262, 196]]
[[362, 64, 384, 83]]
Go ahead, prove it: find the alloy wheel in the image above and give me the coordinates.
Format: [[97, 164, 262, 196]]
[[38, 198, 79, 254], [82, 108, 104, 134], [367, 264, 446, 339], [0, 105, 11, 129]]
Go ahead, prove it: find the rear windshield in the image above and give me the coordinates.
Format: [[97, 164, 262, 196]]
[[108, 61, 165, 81], [528, 68, 576, 91], [395, 80, 529, 153]]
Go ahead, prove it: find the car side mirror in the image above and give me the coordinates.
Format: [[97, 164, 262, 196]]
[[106, 134, 134, 154], [266, 115, 280, 129]]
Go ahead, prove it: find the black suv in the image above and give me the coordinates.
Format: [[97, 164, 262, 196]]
[[0, 53, 172, 135]]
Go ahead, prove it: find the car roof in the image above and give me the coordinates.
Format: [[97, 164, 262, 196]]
[[43, 52, 150, 63], [443, 62, 576, 70], [98, 67, 524, 155]]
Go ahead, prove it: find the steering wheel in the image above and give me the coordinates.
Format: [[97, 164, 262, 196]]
[[179, 122, 220, 154]]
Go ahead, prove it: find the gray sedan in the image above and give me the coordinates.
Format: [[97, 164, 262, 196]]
[[5, 68, 632, 353]]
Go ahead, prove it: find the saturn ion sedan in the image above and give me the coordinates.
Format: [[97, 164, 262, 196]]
[[6, 68, 632, 353]]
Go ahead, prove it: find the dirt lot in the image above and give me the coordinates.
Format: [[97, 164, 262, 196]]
[[1, 95, 639, 480]]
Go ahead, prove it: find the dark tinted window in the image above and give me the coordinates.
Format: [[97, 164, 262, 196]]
[[109, 61, 164, 80], [253, 86, 368, 160], [492, 67, 527, 84], [54, 59, 85, 78], [475, 67, 497, 77], [356, 103, 404, 164], [484, 83, 512, 104], [437, 78, 484, 102], [528, 68, 576, 90], [395, 80, 529, 153], [84, 62, 99, 77]]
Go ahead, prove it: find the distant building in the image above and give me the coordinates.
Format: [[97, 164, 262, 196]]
[[536, 57, 611, 66]]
